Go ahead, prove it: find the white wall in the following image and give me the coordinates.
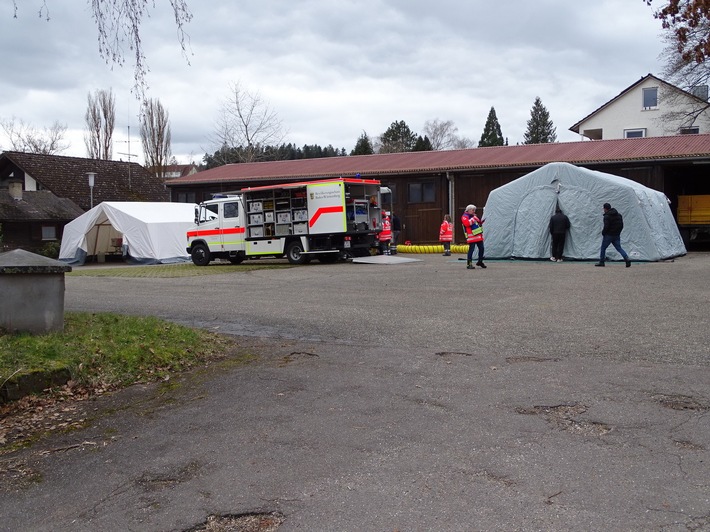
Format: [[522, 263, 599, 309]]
[[577, 77, 710, 139]]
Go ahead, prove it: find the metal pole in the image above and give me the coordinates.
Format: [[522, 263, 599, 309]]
[[87, 172, 96, 210]]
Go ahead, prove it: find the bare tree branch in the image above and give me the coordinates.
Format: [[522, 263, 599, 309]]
[[12, 2, 193, 101], [140, 98, 172, 177], [209, 81, 286, 163], [84, 88, 116, 159], [1, 117, 69, 154], [423, 119, 460, 150]]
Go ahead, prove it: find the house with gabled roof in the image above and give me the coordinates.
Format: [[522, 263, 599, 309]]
[[1, 178, 84, 253], [0, 151, 169, 211], [155, 163, 199, 179], [0, 151, 170, 253], [570, 74, 710, 140], [165, 135, 710, 246]]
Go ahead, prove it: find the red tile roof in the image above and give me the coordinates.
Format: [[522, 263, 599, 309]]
[[167, 135, 710, 186]]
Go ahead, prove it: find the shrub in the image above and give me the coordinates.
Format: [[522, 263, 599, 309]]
[[38, 241, 61, 259]]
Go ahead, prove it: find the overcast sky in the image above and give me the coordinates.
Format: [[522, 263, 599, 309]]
[[0, 1, 667, 165]]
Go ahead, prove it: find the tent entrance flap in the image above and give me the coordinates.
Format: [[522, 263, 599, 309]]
[[512, 187, 557, 258]]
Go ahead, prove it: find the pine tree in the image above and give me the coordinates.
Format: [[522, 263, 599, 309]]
[[478, 107, 505, 147], [413, 135, 433, 151], [351, 131, 374, 155], [523, 97, 557, 144], [379, 120, 418, 153]]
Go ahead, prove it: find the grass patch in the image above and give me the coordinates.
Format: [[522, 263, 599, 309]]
[[0, 312, 232, 389], [67, 262, 292, 278]]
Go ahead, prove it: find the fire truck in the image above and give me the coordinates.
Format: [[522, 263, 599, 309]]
[[186, 178, 384, 265]]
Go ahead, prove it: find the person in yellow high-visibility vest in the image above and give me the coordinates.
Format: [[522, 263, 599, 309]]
[[461, 204, 485, 269]]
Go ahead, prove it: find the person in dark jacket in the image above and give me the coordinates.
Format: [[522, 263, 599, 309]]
[[595, 203, 631, 267], [549, 207, 570, 262], [391, 213, 402, 245]]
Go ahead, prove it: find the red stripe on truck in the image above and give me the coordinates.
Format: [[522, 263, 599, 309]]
[[309, 206, 344, 228], [188, 227, 246, 238]]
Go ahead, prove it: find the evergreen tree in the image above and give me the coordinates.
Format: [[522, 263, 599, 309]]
[[478, 107, 505, 147], [523, 97, 557, 144], [351, 131, 374, 155], [379, 120, 418, 153], [413, 135, 433, 151]]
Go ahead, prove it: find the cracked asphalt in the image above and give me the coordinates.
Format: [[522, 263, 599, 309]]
[[1, 253, 709, 531]]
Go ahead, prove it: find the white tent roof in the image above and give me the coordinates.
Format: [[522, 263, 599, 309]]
[[482, 162, 686, 261], [59, 202, 196, 265]]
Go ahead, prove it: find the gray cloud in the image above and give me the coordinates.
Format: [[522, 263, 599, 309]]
[[1, 1, 666, 163]]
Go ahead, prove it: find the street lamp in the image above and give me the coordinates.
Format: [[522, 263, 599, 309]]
[[87, 172, 96, 209]]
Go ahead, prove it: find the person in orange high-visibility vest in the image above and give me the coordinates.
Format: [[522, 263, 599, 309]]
[[379, 211, 392, 255], [439, 214, 453, 256], [461, 204, 485, 269]]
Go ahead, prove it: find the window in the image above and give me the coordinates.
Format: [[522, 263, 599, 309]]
[[642, 87, 658, 109], [381, 184, 396, 206], [177, 191, 197, 203], [41, 225, 57, 241], [224, 202, 239, 218], [680, 126, 700, 135], [408, 182, 435, 203], [624, 129, 646, 139], [199, 204, 218, 222]]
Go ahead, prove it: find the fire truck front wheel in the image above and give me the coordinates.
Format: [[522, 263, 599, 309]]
[[191, 244, 211, 266], [285, 241, 307, 265]]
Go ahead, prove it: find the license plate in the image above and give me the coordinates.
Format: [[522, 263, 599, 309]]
[[344, 241, 351, 248]]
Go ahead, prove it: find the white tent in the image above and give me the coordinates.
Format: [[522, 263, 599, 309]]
[[59, 202, 197, 265], [482, 162, 686, 261]]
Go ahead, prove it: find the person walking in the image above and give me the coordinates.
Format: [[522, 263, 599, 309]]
[[595, 202, 631, 267], [439, 214, 453, 256], [549, 207, 570, 262], [461, 204, 485, 269]]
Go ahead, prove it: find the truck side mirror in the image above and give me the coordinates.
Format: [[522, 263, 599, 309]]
[[194, 206, 200, 225]]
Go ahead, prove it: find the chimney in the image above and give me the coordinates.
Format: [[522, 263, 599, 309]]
[[8, 179, 23, 201]]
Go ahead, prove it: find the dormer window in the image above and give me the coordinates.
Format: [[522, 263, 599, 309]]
[[642, 87, 658, 109]]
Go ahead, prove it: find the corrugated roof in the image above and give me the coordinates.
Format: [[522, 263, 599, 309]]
[[166, 134, 710, 186], [1, 151, 169, 210]]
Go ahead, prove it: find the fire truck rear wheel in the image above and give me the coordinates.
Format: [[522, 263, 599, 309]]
[[286, 241, 307, 265], [228, 255, 244, 264], [191, 244, 211, 266]]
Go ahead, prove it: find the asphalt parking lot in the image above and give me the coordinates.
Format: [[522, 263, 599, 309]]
[[1, 253, 709, 531]]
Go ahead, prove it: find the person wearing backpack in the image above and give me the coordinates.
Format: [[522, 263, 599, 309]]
[[595, 202, 631, 267]]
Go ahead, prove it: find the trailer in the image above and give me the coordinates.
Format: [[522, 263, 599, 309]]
[[186, 178, 384, 265], [677, 194, 710, 246]]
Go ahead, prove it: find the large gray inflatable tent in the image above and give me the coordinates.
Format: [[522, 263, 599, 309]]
[[482, 162, 686, 261]]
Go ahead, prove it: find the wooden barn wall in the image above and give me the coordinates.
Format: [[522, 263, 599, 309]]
[[167, 160, 706, 245], [378, 174, 448, 245]]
